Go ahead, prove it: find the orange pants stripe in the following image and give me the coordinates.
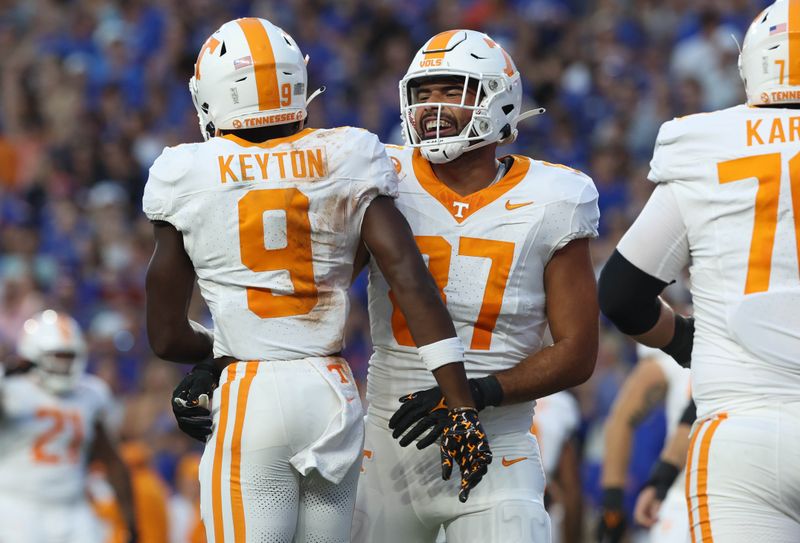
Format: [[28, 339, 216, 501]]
[[686, 414, 727, 543], [211, 365, 237, 542], [229, 362, 258, 542], [209, 363, 259, 542]]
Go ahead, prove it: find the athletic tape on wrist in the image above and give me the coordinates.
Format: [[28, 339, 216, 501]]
[[417, 337, 465, 372]]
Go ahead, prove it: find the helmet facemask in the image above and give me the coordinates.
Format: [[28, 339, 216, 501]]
[[34, 350, 88, 395], [401, 72, 512, 163], [18, 310, 88, 395]]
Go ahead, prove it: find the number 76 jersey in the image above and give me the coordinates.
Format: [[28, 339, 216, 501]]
[[366, 147, 599, 430]]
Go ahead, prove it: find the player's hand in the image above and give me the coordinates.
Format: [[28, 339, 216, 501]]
[[634, 458, 678, 527], [172, 360, 220, 442], [440, 407, 492, 503], [389, 387, 449, 449], [634, 485, 661, 528], [596, 487, 626, 543], [389, 376, 502, 450]]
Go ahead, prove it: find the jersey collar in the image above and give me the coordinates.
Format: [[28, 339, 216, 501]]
[[411, 150, 531, 223], [220, 128, 316, 148]]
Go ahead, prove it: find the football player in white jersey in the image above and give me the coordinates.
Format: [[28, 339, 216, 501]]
[[596, 347, 690, 543], [0, 310, 136, 543], [352, 29, 600, 543], [143, 18, 490, 543], [599, 1, 800, 541]]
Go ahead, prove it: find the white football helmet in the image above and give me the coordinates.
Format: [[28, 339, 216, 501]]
[[189, 17, 322, 140], [740, 0, 800, 106], [400, 29, 543, 163], [18, 310, 87, 394]]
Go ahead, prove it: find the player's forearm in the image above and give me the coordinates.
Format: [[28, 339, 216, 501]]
[[661, 422, 691, 467], [493, 238, 598, 404], [362, 197, 474, 407], [559, 441, 584, 543], [147, 318, 213, 363], [106, 459, 137, 534], [601, 419, 634, 487], [494, 335, 596, 405], [386, 268, 475, 407]]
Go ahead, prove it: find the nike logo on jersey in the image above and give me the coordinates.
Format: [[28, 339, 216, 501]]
[[505, 200, 533, 210], [501, 456, 527, 467]]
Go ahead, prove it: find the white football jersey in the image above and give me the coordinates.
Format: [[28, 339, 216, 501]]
[[620, 104, 800, 417], [529, 391, 580, 478], [0, 373, 112, 503], [367, 147, 599, 432], [143, 127, 398, 361]]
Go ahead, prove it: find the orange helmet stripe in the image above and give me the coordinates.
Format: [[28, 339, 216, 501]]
[[789, 0, 800, 85], [424, 30, 460, 59], [237, 18, 281, 111], [55, 314, 73, 342]]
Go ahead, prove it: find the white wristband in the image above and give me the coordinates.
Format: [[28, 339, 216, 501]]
[[417, 337, 465, 372]]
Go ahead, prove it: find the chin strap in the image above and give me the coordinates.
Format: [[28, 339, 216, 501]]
[[307, 85, 326, 106], [516, 107, 546, 124]]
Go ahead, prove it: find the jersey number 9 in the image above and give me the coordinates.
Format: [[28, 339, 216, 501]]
[[238, 188, 319, 318]]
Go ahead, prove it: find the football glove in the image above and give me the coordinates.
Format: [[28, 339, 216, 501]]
[[440, 407, 492, 503], [172, 360, 220, 442], [596, 487, 626, 543], [389, 387, 450, 449], [388, 375, 503, 449]]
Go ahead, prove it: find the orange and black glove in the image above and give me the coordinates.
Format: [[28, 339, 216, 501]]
[[596, 487, 626, 543], [389, 376, 503, 449], [440, 407, 492, 503]]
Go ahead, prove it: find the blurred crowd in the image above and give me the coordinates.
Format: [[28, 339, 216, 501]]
[[0, 0, 771, 540]]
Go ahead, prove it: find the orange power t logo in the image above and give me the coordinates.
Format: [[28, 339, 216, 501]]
[[195, 36, 221, 80]]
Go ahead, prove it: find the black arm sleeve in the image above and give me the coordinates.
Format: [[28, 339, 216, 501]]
[[598, 250, 669, 335]]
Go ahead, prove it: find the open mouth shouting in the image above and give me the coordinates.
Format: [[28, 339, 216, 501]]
[[420, 114, 460, 139]]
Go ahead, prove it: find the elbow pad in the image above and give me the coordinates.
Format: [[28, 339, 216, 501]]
[[598, 250, 669, 334]]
